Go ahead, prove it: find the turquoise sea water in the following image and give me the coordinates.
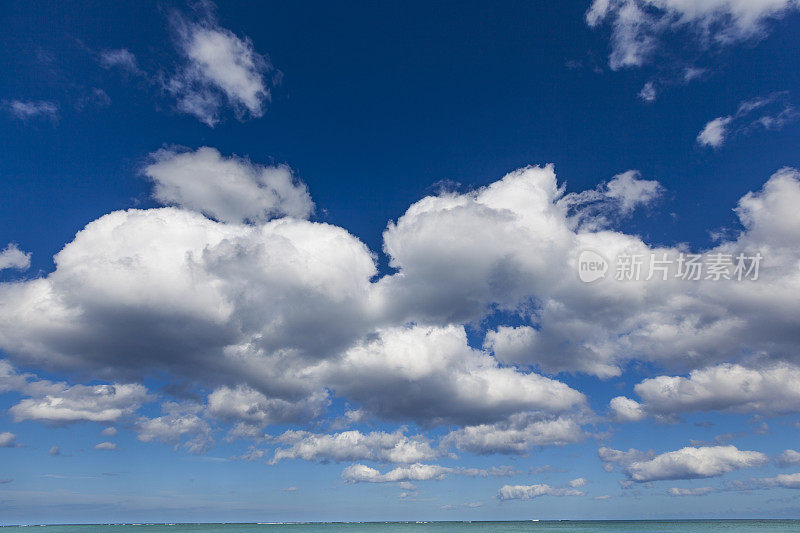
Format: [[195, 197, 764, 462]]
[[2, 522, 799, 532]]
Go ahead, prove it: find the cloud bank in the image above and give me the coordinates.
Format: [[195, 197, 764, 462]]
[[2, 151, 800, 480]]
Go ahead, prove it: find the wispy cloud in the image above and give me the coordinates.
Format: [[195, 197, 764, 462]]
[[586, 0, 800, 70], [497, 483, 585, 500], [98, 48, 142, 75], [698, 92, 799, 148], [163, 1, 278, 126], [4, 100, 58, 121]]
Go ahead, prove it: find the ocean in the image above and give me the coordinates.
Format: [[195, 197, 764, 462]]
[[1, 522, 799, 532]]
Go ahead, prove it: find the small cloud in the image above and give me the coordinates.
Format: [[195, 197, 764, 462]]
[[605, 170, 663, 213], [143, 146, 314, 224], [0, 478, 13, 484], [558, 169, 664, 231], [4, 100, 58, 121], [282, 486, 298, 492], [776, 450, 800, 468], [603, 445, 767, 483], [530, 465, 566, 474], [94, 441, 118, 451], [0, 432, 19, 448], [610, 396, 646, 423], [698, 116, 733, 148], [163, 1, 277, 126], [0, 243, 31, 271], [101, 427, 118, 437], [683, 67, 706, 82], [10, 382, 150, 427], [638, 81, 657, 102], [497, 483, 585, 500], [98, 48, 141, 75], [49, 446, 61, 456], [76, 88, 111, 111], [668, 486, 715, 496]]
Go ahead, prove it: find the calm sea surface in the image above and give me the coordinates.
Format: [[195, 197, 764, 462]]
[[1, 521, 799, 532]]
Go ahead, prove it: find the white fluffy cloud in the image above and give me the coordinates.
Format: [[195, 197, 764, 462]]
[[698, 93, 798, 148], [208, 385, 328, 430], [611, 363, 800, 421], [1, 359, 151, 427], [0, 207, 376, 403], [376, 165, 577, 325], [321, 325, 586, 426], [583, 169, 665, 213], [134, 402, 213, 454], [144, 147, 314, 223], [3, 159, 800, 454], [9, 382, 150, 426], [609, 396, 646, 422], [94, 441, 117, 451], [753, 472, 800, 488], [484, 167, 800, 378], [0, 244, 31, 271], [697, 116, 733, 148], [598, 446, 655, 473], [622, 445, 767, 482], [342, 463, 451, 484], [559, 169, 664, 230], [0, 164, 590, 438], [376, 165, 662, 377], [0, 360, 151, 426], [442, 413, 585, 455], [166, 3, 275, 126], [341, 463, 518, 484], [586, 0, 800, 69], [497, 484, 584, 500], [269, 429, 439, 465], [776, 450, 800, 467]]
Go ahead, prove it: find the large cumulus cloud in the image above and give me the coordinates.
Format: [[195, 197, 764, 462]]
[[2, 149, 800, 465], [0, 150, 592, 455]]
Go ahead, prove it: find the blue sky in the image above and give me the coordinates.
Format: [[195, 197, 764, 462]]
[[2, 0, 800, 525]]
